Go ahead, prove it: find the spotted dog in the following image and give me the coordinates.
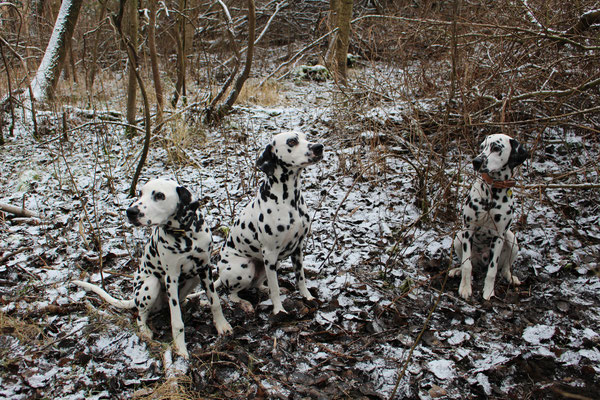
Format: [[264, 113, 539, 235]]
[[215, 131, 324, 314], [450, 134, 529, 300], [73, 179, 232, 358]]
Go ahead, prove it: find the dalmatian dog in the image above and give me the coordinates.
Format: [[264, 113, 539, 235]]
[[449, 134, 529, 300], [73, 179, 232, 358], [214, 131, 324, 315]]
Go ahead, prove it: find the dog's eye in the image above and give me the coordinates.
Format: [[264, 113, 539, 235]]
[[490, 143, 502, 152], [286, 137, 299, 147], [154, 192, 165, 201]]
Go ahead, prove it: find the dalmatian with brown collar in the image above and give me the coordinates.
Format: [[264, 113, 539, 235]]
[[214, 131, 324, 314], [450, 134, 529, 300], [73, 179, 232, 358]]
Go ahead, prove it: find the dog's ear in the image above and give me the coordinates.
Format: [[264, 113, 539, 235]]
[[508, 138, 530, 169], [176, 186, 192, 205], [256, 144, 276, 176]]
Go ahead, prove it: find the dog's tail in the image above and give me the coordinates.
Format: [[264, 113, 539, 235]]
[[72, 280, 136, 309]]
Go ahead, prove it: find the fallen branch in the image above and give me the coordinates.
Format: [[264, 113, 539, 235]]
[[0, 247, 32, 265], [522, 182, 600, 190], [0, 202, 38, 218]]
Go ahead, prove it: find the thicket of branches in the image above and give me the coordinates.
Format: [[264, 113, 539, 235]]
[[1, 0, 599, 148]]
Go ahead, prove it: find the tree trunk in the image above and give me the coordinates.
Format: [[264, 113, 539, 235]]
[[334, 0, 353, 84], [171, 0, 187, 107], [87, 1, 107, 91], [148, 0, 164, 123], [125, 0, 139, 136], [30, 0, 84, 102], [324, 0, 339, 71]]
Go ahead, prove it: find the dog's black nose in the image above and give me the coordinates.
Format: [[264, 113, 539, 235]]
[[472, 157, 483, 171], [126, 207, 140, 221], [311, 143, 324, 156]]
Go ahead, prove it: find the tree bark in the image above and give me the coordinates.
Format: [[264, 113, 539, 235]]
[[333, 0, 353, 84], [29, 0, 84, 102], [324, 0, 339, 71], [171, 0, 187, 107], [148, 0, 164, 123], [86, 1, 107, 91], [125, 0, 139, 136]]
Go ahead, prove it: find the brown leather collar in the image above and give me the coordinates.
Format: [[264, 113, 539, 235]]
[[481, 173, 516, 189]]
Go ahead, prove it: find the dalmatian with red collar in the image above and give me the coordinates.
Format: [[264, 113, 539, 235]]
[[450, 134, 529, 300], [215, 131, 324, 314], [73, 179, 232, 358]]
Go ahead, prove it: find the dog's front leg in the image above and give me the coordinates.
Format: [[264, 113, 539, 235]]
[[199, 265, 233, 335], [291, 246, 314, 301], [165, 271, 188, 359], [450, 230, 474, 299], [482, 236, 504, 300], [262, 249, 286, 314]]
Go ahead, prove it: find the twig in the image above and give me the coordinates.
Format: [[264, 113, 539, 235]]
[[0, 202, 38, 218], [522, 182, 600, 190], [259, 27, 339, 87]]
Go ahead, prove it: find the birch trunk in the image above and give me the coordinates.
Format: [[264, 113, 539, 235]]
[[30, 0, 84, 102]]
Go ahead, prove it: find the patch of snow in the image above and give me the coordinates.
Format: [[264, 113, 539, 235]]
[[427, 359, 456, 380], [523, 324, 556, 345]]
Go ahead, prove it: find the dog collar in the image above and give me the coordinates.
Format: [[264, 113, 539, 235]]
[[165, 227, 187, 235], [480, 173, 517, 189]]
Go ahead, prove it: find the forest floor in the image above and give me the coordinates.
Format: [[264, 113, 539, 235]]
[[1, 63, 600, 400]]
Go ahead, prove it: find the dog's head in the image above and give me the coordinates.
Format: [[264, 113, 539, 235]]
[[472, 134, 529, 178], [126, 179, 195, 227], [256, 131, 324, 176]]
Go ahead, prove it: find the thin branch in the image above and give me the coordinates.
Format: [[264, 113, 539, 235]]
[[0, 203, 38, 218]]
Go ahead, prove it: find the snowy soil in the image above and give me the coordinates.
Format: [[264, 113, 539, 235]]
[[1, 73, 599, 399]]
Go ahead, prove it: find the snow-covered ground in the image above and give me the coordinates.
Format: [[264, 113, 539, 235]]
[[1, 72, 599, 399]]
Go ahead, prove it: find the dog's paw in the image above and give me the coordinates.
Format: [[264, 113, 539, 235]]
[[239, 300, 255, 314], [458, 282, 472, 299], [448, 267, 462, 278], [301, 291, 315, 301], [482, 287, 495, 301], [272, 305, 288, 316], [138, 325, 154, 340], [175, 346, 190, 360], [509, 275, 521, 286], [215, 319, 233, 335]]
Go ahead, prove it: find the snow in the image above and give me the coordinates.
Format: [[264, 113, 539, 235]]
[[2, 61, 600, 398], [427, 360, 456, 380], [523, 324, 556, 345]]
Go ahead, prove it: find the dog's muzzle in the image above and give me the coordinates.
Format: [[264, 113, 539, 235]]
[[126, 206, 142, 225], [472, 156, 484, 172], [308, 143, 324, 162]]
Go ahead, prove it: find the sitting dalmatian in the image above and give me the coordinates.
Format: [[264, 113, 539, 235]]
[[450, 134, 529, 300], [73, 179, 232, 358], [214, 131, 324, 314]]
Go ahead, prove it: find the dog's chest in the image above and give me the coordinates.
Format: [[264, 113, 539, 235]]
[[465, 184, 515, 233], [143, 227, 211, 276]]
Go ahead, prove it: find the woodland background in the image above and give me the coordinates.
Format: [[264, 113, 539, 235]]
[[1, 0, 600, 399]]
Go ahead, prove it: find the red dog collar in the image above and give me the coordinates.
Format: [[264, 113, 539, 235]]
[[481, 173, 516, 189]]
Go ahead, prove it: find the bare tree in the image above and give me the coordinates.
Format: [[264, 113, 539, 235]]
[[125, 0, 139, 136], [206, 0, 256, 123], [333, 0, 353, 84], [29, 0, 84, 102], [148, 0, 164, 123], [171, 0, 188, 107]]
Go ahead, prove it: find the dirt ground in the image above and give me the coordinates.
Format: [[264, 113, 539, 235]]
[[1, 70, 599, 399]]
